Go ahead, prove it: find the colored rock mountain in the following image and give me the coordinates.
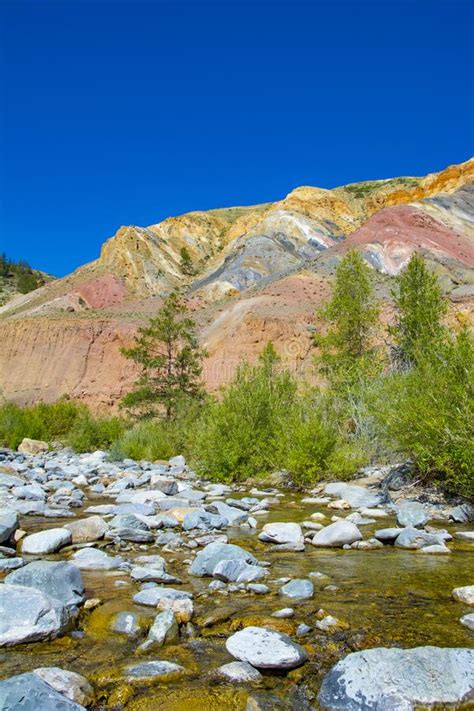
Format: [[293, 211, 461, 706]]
[[0, 158, 473, 406]]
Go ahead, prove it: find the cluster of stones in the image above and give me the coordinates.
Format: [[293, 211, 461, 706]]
[[0, 441, 472, 708]]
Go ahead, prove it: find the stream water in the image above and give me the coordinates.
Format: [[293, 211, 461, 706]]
[[1, 492, 473, 710]]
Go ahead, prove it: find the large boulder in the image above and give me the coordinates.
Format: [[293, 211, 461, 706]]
[[396, 501, 429, 528], [0, 584, 70, 646], [17, 438, 49, 455], [5, 560, 85, 611], [21, 528, 72, 555], [0, 672, 86, 710], [226, 626, 308, 669], [64, 516, 108, 543], [394, 527, 445, 550], [0, 509, 19, 545], [318, 646, 474, 710], [312, 520, 362, 548], [189, 541, 257, 577]]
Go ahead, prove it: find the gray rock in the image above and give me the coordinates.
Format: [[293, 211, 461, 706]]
[[226, 626, 308, 669], [216, 661, 262, 682], [133, 586, 192, 607], [454, 531, 474, 542], [374, 527, 405, 543], [189, 541, 257, 577], [0, 557, 25, 571], [318, 646, 474, 710], [5, 561, 85, 611], [207, 501, 248, 525], [21, 528, 72, 555], [452, 586, 474, 605], [396, 501, 429, 528], [182, 510, 227, 531], [0, 584, 70, 646], [149, 475, 178, 496], [272, 608, 294, 618], [395, 527, 445, 550], [324, 483, 382, 508], [123, 660, 184, 681], [70, 547, 124, 570], [64, 516, 108, 543], [110, 611, 143, 637], [33, 668, 93, 706], [12, 483, 46, 501], [460, 613, 474, 630], [247, 583, 269, 594], [312, 520, 362, 548], [450, 504, 474, 524], [138, 609, 178, 651], [258, 522, 304, 549], [0, 672, 86, 710], [213, 559, 266, 583], [280, 579, 314, 600], [0, 509, 19, 545]]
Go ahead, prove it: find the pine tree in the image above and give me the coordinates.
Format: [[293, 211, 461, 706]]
[[389, 253, 448, 368], [121, 292, 207, 420], [317, 249, 379, 387]]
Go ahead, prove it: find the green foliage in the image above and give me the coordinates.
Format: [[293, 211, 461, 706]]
[[66, 413, 126, 453], [317, 250, 380, 389], [0, 400, 86, 449], [192, 343, 297, 481], [121, 292, 207, 420], [0, 252, 44, 294], [389, 253, 448, 368], [179, 247, 196, 276], [375, 327, 474, 496], [16, 271, 40, 294]]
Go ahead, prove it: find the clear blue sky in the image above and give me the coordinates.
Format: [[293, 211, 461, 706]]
[[1, 0, 473, 276]]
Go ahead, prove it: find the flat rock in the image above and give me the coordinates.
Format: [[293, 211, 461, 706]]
[[225, 626, 308, 669], [280, 579, 314, 600], [312, 520, 362, 548], [318, 646, 474, 710], [190, 541, 257, 577], [374, 527, 405, 543], [133, 586, 192, 606], [21, 528, 72, 555], [70, 547, 124, 570], [452, 585, 474, 605], [18, 438, 49, 455], [64, 516, 108, 543], [258, 522, 304, 548], [454, 531, 474, 541], [138, 609, 178, 651], [0, 584, 70, 646], [216, 661, 262, 682], [0, 672, 86, 710], [5, 560, 85, 611], [123, 660, 184, 682]]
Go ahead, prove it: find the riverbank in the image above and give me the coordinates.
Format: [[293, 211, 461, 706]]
[[0, 443, 473, 709]]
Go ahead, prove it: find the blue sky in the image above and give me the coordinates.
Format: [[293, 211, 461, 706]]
[[1, 0, 473, 276]]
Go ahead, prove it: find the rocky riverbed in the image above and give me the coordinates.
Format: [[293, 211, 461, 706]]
[[0, 441, 473, 710]]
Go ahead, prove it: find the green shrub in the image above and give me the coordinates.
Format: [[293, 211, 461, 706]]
[[110, 419, 177, 461], [66, 413, 126, 453], [0, 400, 86, 449], [376, 328, 473, 497], [191, 343, 297, 481]]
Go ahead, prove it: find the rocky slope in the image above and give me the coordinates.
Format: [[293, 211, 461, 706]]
[[1, 158, 473, 406]]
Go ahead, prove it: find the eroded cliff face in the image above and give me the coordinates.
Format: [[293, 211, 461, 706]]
[[1, 158, 473, 407]]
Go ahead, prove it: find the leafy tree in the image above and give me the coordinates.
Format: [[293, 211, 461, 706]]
[[389, 253, 448, 368], [120, 292, 207, 420], [316, 249, 380, 388], [179, 246, 196, 276]]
